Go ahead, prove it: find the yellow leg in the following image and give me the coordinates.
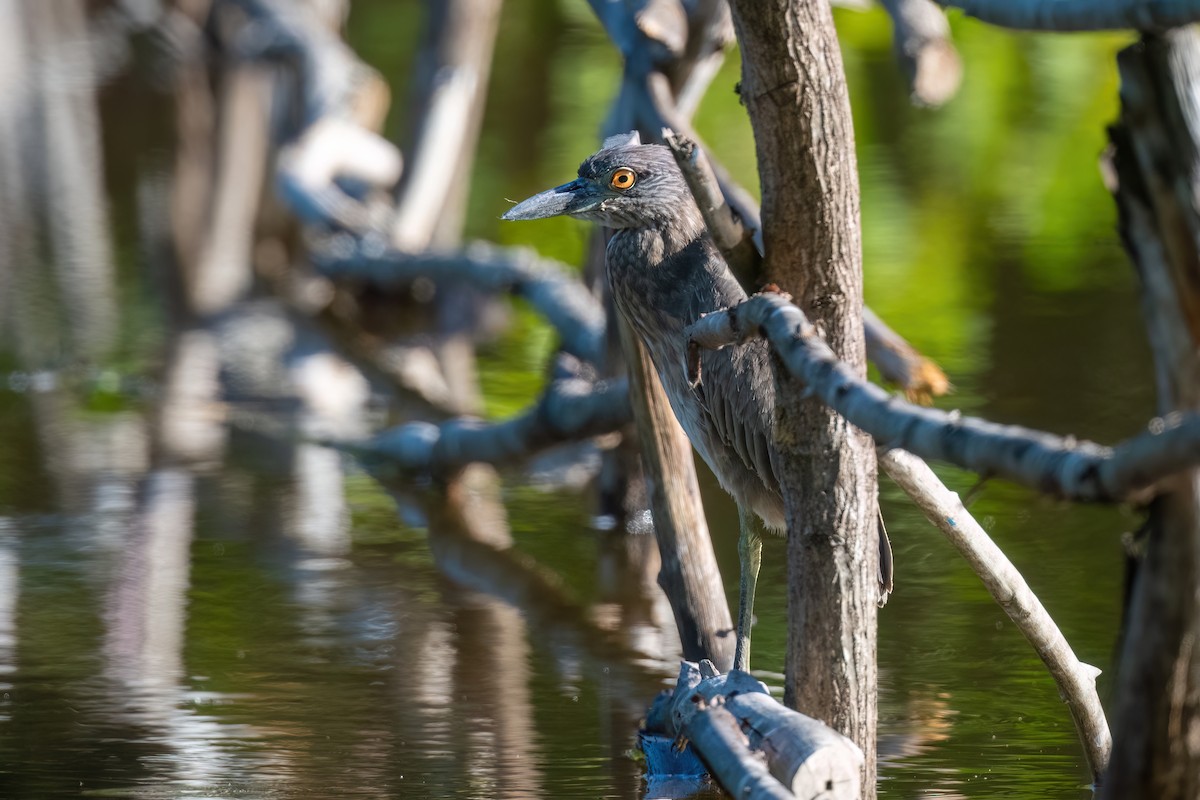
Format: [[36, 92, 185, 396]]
[[733, 506, 763, 673]]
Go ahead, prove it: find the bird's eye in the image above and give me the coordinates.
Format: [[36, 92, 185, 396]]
[[609, 168, 636, 191]]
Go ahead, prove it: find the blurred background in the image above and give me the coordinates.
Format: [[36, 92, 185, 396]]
[[0, 1, 1154, 798]]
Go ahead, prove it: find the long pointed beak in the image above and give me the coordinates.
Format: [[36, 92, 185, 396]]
[[502, 178, 599, 221]]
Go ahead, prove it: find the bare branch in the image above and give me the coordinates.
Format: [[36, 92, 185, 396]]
[[879, 449, 1112, 781], [686, 292, 1200, 502], [313, 238, 607, 365], [862, 306, 952, 403], [880, 0, 962, 107], [346, 359, 630, 477], [662, 129, 760, 283], [934, 0, 1200, 32]]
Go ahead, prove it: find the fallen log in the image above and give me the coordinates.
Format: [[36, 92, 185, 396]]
[[641, 661, 863, 799]]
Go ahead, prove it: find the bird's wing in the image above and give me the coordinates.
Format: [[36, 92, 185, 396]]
[[695, 338, 782, 494]]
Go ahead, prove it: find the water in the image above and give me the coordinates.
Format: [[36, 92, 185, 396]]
[[0, 2, 1154, 798]]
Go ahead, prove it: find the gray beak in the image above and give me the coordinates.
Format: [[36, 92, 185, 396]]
[[502, 178, 600, 221]]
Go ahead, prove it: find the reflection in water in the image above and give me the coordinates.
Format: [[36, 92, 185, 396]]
[[0, 526, 14, 725], [0, 2, 1156, 799]]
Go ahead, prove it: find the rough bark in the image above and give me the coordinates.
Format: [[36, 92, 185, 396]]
[[1101, 30, 1200, 800], [726, 0, 880, 791]]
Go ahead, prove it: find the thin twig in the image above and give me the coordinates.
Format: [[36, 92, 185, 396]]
[[663, 129, 761, 286], [880, 449, 1112, 782]]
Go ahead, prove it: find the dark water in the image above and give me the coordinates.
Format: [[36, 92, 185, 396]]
[[0, 3, 1155, 799]]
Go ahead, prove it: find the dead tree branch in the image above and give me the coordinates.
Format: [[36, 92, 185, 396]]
[[934, 0, 1200, 32], [346, 356, 629, 478], [687, 291, 1200, 503], [314, 239, 607, 364], [880, 0, 963, 107], [879, 448, 1112, 782], [663, 130, 762, 289]]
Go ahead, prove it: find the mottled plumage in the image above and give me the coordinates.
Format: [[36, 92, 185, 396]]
[[504, 135, 890, 670]]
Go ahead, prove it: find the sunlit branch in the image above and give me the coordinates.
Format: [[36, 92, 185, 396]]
[[880, 0, 963, 106], [687, 291, 1200, 502], [879, 449, 1112, 781]]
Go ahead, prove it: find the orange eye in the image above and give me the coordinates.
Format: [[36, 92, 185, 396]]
[[609, 168, 636, 190]]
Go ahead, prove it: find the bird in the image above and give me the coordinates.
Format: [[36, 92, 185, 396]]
[[503, 132, 892, 672]]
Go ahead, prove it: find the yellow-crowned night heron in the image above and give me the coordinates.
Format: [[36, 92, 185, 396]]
[[503, 133, 892, 671]]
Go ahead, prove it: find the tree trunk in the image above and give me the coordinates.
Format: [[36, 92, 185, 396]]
[[726, 0, 880, 793], [1102, 29, 1200, 800]]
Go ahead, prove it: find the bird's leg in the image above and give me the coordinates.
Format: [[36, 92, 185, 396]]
[[733, 506, 763, 673]]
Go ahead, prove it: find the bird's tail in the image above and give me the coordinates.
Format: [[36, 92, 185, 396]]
[[877, 510, 894, 608]]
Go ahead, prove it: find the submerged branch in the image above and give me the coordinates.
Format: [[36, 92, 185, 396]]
[[686, 292, 1200, 502], [880, 449, 1112, 781]]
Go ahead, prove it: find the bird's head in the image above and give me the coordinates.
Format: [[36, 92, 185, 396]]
[[502, 132, 691, 230]]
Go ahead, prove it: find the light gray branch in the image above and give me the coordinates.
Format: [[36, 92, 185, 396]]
[[222, 0, 399, 232], [314, 238, 607, 365], [879, 449, 1112, 782], [881, 0, 962, 106], [935, 0, 1200, 32], [686, 292, 1200, 502]]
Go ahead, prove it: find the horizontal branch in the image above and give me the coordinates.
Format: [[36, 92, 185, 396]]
[[879, 449, 1111, 780], [314, 238, 607, 364], [686, 292, 1200, 502], [935, 0, 1200, 32], [344, 358, 630, 477]]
